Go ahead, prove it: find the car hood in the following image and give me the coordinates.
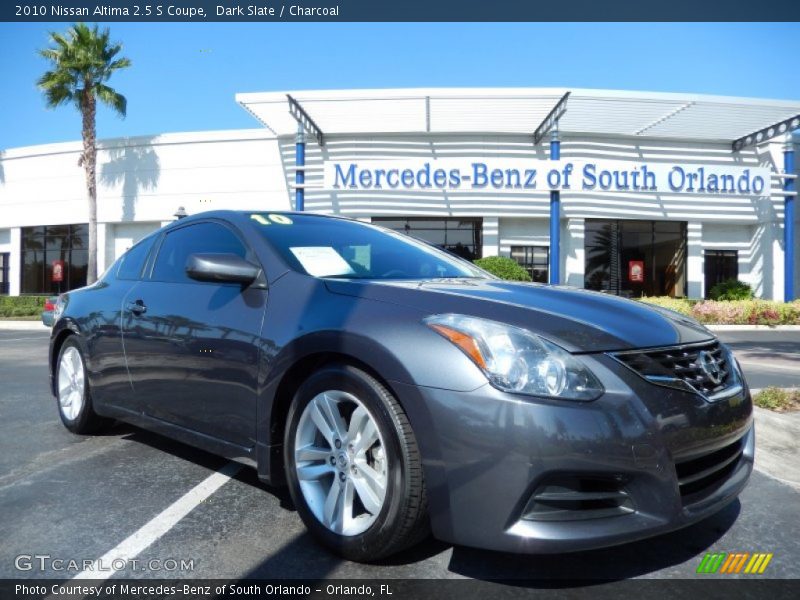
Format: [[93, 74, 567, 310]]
[[324, 278, 714, 353]]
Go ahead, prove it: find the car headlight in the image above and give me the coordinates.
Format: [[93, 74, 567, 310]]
[[424, 314, 603, 401]]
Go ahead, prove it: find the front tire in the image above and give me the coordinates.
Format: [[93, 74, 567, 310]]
[[55, 337, 109, 434], [284, 364, 428, 561]]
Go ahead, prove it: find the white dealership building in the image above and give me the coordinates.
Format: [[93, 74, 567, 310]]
[[0, 88, 798, 300]]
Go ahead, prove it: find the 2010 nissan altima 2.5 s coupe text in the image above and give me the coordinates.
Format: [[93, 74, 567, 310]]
[[48, 211, 753, 561]]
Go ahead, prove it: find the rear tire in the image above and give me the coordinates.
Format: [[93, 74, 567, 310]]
[[55, 337, 109, 434], [284, 363, 429, 561]]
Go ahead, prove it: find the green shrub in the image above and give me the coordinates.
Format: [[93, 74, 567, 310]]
[[753, 387, 800, 412], [0, 295, 49, 318], [473, 256, 532, 282], [709, 279, 754, 301]]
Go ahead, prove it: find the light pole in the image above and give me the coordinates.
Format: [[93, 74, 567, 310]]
[[549, 125, 561, 285], [295, 122, 306, 212], [785, 133, 796, 301]]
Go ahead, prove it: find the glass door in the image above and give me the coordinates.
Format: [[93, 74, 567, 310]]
[[704, 250, 738, 298]]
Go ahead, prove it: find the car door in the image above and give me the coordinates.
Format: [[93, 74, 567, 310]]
[[121, 220, 267, 447], [90, 232, 159, 413]]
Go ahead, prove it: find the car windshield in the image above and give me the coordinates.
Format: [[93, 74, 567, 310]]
[[250, 213, 489, 280]]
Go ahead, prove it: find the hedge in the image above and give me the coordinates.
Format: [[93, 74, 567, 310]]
[[639, 297, 800, 325], [473, 256, 532, 282], [0, 296, 50, 318]]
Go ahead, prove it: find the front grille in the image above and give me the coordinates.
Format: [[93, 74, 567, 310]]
[[611, 340, 732, 398], [675, 437, 745, 503], [522, 476, 634, 521]]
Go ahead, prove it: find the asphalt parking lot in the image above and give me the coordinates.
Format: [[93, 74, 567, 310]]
[[1, 329, 799, 584], [717, 330, 800, 390]]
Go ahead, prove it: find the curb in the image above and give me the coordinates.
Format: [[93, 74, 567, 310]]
[[753, 406, 800, 491], [708, 325, 800, 331], [0, 321, 49, 331]]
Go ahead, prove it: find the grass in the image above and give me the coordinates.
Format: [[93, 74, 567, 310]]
[[0, 316, 42, 321], [753, 387, 800, 412]]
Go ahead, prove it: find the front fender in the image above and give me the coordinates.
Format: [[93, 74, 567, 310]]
[[265, 329, 419, 390], [252, 292, 488, 483]]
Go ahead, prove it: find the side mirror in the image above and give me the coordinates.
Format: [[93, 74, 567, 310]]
[[186, 253, 261, 285]]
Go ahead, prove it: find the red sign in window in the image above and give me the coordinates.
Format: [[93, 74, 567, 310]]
[[52, 260, 65, 283], [628, 260, 644, 283]]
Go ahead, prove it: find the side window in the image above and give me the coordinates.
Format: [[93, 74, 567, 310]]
[[117, 234, 157, 281], [151, 222, 248, 283]]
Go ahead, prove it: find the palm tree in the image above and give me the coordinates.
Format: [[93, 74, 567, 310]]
[[37, 23, 131, 284]]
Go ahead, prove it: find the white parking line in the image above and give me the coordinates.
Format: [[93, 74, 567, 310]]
[[0, 337, 49, 342], [72, 460, 242, 581]]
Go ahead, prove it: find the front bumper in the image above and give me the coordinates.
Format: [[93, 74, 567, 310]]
[[392, 352, 754, 554]]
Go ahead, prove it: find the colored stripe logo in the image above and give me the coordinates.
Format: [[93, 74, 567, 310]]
[[697, 552, 773, 574]]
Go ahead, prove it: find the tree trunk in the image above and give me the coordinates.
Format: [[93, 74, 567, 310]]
[[81, 89, 98, 284]]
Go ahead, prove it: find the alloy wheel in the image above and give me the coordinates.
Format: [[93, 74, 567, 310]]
[[57, 346, 85, 421], [294, 390, 388, 536]]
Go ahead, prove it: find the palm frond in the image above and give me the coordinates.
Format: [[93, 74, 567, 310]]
[[106, 57, 132, 73], [95, 84, 127, 117], [38, 48, 61, 62], [44, 85, 75, 108], [49, 31, 70, 51]]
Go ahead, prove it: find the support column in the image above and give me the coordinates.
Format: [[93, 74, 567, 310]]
[[295, 122, 306, 212], [482, 217, 499, 258], [785, 135, 796, 302], [9, 227, 21, 296], [549, 128, 561, 284], [565, 218, 585, 288], [687, 222, 703, 299]]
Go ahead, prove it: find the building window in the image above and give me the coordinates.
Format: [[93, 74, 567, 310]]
[[704, 250, 738, 298], [372, 217, 483, 260], [510, 246, 549, 283], [21, 224, 89, 294], [584, 220, 687, 298], [0, 253, 9, 295]]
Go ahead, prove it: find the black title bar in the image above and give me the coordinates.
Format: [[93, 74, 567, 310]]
[[4, 1, 800, 22]]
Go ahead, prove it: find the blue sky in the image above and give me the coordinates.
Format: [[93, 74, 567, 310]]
[[1, 22, 799, 149]]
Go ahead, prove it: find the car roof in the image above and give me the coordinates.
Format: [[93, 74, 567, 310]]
[[166, 210, 355, 228]]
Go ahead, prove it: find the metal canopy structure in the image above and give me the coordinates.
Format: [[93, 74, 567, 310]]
[[732, 114, 800, 152], [286, 94, 325, 146], [533, 91, 570, 145], [237, 88, 800, 146]]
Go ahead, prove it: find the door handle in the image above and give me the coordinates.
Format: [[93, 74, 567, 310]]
[[126, 300, 147, 316]]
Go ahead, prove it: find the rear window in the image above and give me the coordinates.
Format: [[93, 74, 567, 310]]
[[117, 234, 157, 281], [150, 222, 248, 283]]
